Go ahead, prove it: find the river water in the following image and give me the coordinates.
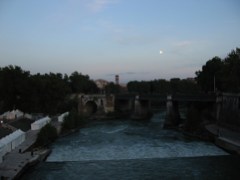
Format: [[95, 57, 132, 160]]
[[22, 113, 240, 179]]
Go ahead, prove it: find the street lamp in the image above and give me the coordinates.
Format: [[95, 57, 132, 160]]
[[214, 75, 216, 93]]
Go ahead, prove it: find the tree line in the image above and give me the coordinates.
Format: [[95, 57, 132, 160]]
[[127, 78, 199, 94], [196, 47, 240, 93], [1, 47, 239, 114], [0, 66, 98, 114]]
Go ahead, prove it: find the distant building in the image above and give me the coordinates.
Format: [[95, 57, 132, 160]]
[[0, 109, 24, 120], [31, 116, 51, 130], [95, 79, 109, 93], [24, 113, 33, 120]]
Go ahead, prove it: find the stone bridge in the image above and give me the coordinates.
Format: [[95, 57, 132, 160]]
[[115, 93, 217, 126], [78, 93, 240, 129], [78, 94, 115, 116]]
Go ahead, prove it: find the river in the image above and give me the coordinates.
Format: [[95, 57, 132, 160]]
[[22, 112, 240, 179]]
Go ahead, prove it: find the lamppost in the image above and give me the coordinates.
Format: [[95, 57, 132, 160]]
[[214, 75, 216, 93]]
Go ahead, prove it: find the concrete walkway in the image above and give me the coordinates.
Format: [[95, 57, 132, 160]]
[[206, 124, 240, 154], [0, 129, 39, 179], [21, 130, 39, 152]]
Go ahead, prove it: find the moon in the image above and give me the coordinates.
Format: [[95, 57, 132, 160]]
[[159, 50, 163, 54]]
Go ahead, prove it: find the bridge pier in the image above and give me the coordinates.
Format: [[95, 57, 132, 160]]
[[164, 95, 180, 128], [114, 98, 133, 116], [104, 95, 115, 113], [78, 95, 85, 115], [134, 96, 141, 115], [131, 95, 152, 120]]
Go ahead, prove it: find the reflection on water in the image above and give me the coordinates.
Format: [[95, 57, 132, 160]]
[[21, 112, 240, 179]]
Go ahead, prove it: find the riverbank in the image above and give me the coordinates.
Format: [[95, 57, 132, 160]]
[[1, 112, 137, 179], [205, 124, 240, 155], [179, 123, 240, 155], [0, 130, 51, 179], [16, 116, 108, 179]]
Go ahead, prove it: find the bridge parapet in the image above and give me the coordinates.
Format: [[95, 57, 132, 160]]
[[139, 94, 167, 101], [115, 94, 136, 100], [172, 93, 216, 102], [115, 93, 216, 102]]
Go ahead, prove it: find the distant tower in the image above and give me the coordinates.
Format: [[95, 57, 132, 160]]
[[115, 75, 119, 85]]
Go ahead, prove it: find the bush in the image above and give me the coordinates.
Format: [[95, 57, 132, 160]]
[[61, 109, 86, 132], [36, 123, 58, 146]]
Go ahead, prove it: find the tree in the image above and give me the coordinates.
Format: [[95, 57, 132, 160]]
[[178, 79, 199, 93], [35, 124, 58, 147], [0, 65, 30, 112], [127, 81, 151, 94], [170, 78, 181, 93], [0, 65, 100, 114], [61, 108, 86, 131], [69, 71, 99, 93], [150, 79, 170, 94], [105, 82, 120, 94], [222, 48, 240, 92], [28, 72, 71, 114], [127, 79, 198, 94], [196, 48, 240, 93], [195, 57, 223, 92]]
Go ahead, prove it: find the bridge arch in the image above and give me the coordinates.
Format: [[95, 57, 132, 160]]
[[84, 101, 98, 115]]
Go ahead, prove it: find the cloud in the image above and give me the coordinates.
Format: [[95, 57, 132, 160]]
[[173, 40, 192, 47], [167, 40, 195, 56], [96, 19, 160, 46], [87, 0, 118, 13], [97, 20, 124, 33], [115, 35, 160, 45]]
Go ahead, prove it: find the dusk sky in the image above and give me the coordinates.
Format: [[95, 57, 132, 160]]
[[0, 0, 239, 83]]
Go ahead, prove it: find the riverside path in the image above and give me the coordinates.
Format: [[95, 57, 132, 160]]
[[0, 129, 39, 179]]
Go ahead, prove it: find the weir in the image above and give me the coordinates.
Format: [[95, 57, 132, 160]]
[[21, 112, 240, 179]]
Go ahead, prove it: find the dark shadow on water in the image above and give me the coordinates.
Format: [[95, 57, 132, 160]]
[[21, 155, 240, 180]]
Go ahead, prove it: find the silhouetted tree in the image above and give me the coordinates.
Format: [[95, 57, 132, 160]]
[[61, 108, 86, 131], [127, 81, 151, 94], [69, 71, 98, 94], [127, 79, 198, 94], [0, 66, 99, 114], [105, 82, 120, 94], [0, 65, 30, 112], [196, 47, 240, 93], [222, 48, 240, 92], [195, 57, 223, 92], [35, 124, 58, 146]]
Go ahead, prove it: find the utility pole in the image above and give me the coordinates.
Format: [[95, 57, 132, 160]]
[[214, 75, 216, 93]]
